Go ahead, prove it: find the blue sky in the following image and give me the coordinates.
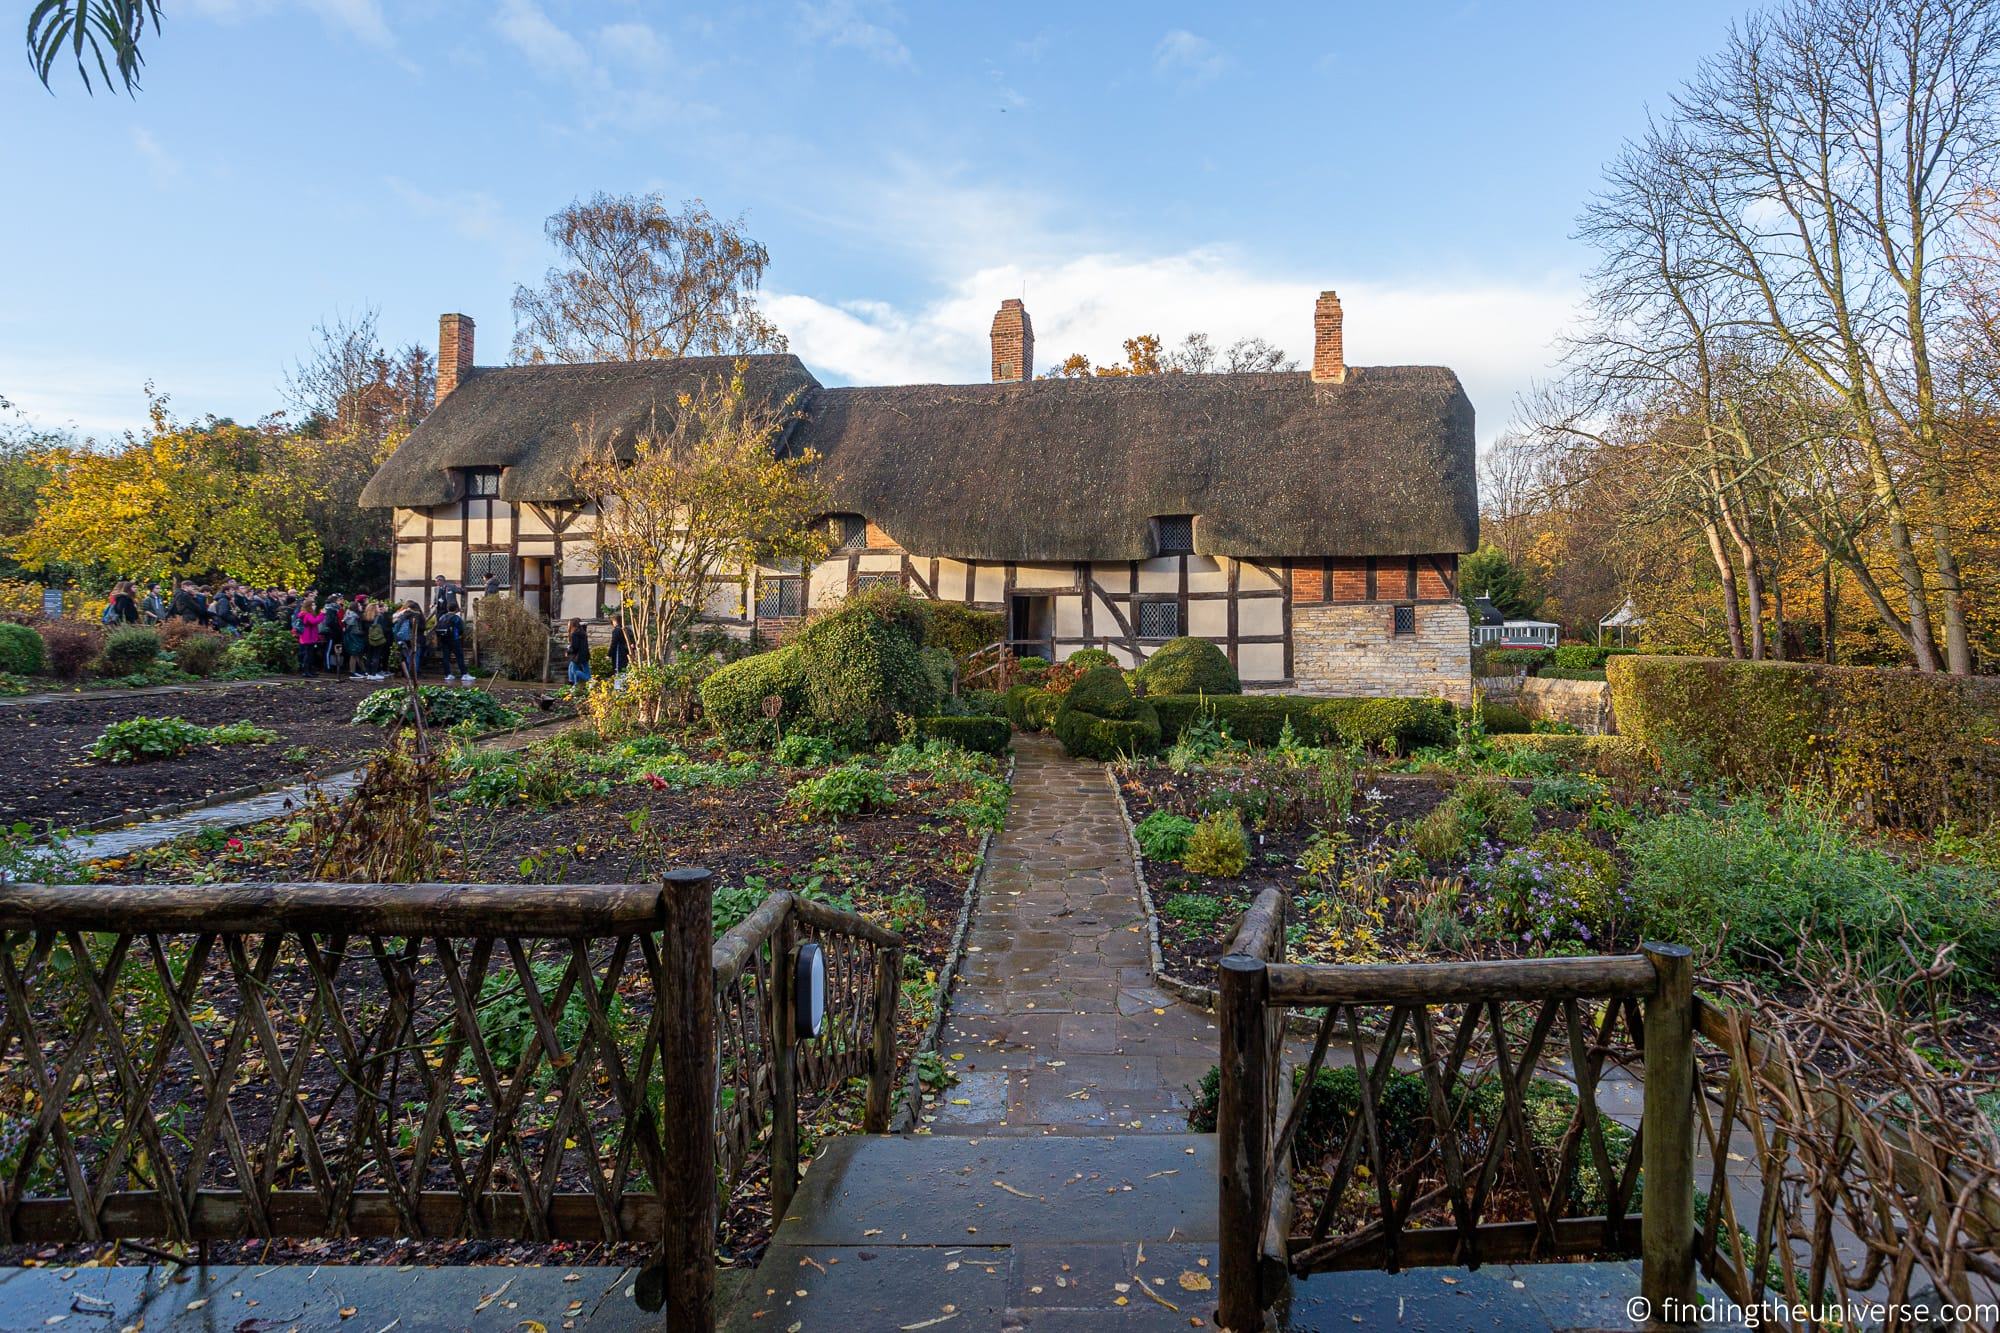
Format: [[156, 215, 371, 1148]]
[[1, 0, 1756, 443]]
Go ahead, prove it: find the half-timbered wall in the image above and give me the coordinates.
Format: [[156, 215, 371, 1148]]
[[391, 503, 1468, 697]]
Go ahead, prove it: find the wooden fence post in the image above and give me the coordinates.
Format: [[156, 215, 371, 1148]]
[[658, 867, 716, 1330], [1641, 942, 1697, 1326], [770, 906, 801, 1228], [1217, 952, 1271, 1332], [865, 944, 903, 1133]]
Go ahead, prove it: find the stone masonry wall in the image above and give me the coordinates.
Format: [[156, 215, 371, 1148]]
[[1290, 601, 1472, 705], [1519, 676, 1614, 733]]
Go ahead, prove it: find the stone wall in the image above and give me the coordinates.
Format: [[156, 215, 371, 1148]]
[[1519, 676, 1614, 733], [1290, 601, 1472, 705]]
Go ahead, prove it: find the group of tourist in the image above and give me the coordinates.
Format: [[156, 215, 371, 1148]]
[[101, 573, 475, 683]]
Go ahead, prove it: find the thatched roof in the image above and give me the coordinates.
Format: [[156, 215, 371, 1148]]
[[362, 360, 1478, 559], [357, 355, 816, 509]]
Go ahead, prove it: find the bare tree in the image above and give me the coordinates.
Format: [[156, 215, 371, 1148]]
[[512, 194, 787, 365]]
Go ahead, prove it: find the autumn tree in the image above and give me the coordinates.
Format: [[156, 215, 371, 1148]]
[[13, 394, 321, 585], [279, 309, 433, 586], [569, 363, 826, 670], [513, 194, 787, 365], [1041, 331, 1297, 378]]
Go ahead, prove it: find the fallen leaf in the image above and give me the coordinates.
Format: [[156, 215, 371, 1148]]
[[515, 1323, 547, 1333], [1177, 1271, 1212, 1292]]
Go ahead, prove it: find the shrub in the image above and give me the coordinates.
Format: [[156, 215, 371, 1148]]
[[1132, 810, 1197, 862], [352, 685, 523, 731], [911, 715, 1009, 754], [700, 644, 807, 735], [170, 628, 229, 678], [469, 959, 620, 1089], [1608, 655, 2000, 830], [1052, 665, 1161, 758], [1537, 667, 1608, 682], [1064, 647, 1119, 670], [792, 590, 939, 742], [919, 644, 956, 700], [959, 688, 1007, 718], [1014, 654, 1050, 684], [786, 762, 894, 820], [1133, 636, 1241, 696], [1478, 700, 1533, 734], [0, 622, 44, 675], [234, 620, 297, 674], [1005, 684, 1060, 731], [773, 730, 843, 767], [1482, 829, 1622, 950], [1552, 644, 1633, 671], [473, 594, 551, 680], [1489, 733, 1655, 785], [1181, 808, 1249, 877], [1486, 648, 1554, 673], [97, 625, 162, 677], [38, 620, 102, 681], [918, 600, 1005, 668], [582, 655, 716, 736], [1149, 694, 1456, 754]]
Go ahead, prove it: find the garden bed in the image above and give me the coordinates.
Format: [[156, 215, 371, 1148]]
[[0, 679, 394, 832], [56, 730, 1006, 1265]]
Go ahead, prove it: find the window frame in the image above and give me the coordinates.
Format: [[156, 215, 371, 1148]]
[[467, 550, 511, 588], [827, 514, 868, 553], [1392, 604, 1417, 638], [756, 574, 805, 619], [853, 570, 904, 594], [1150, 514, 1196, 557], [1134, 597, 1181, 641], [463, 467, 501, 498]]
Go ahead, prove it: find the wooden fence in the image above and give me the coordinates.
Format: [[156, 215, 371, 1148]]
[[0, 872, 905, 1330], [1214, 885, 1999, 1332]]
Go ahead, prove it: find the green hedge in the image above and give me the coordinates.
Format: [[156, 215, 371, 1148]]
[[1608, 655, 2000, 829], [0, 622, 45, 676], [1149, 694, 1456, 753], [1485, 648, 1554, 672], [913, 715, 1010, 754], [1489, 733, 1654, 781], [1005, 684, 1061, 732], [1133, 636, 1240, 696], [1552, 645, 1634, 670]]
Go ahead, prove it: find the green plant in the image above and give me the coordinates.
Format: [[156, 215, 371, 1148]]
[[1181, 808, 1249, 877], [37, 620, 102, 681], [352, 685, 523, 731], [1133, 636, 1241, 696], [467, 958, 621, 1088], [1053, 665, 1162, 759], [917, 599, 1005, 670], [1162, 892, 1229, 927], [87, 715, 274, 763], [1478, 700, 1533, 734], [792, 588, 941, 742], [169, 628, 228, 677], [1486, 647, 1554, 672], [786, 762, 894, 821], [1132, 810, 1197, 862], [205, 720, 279, 746], [97, 625, 161, 676], [1552, 644, 1633, 670], [911, 715, 1009, 754], [235, 619, 297, 674], [700, 643, 806, 735], [1406, 779, 1535, 862], [773, 730, 842, 767], [1147, 694, 1456, 753], [1481, 829, 1622, 950], [1064, 647, 1118, 670], [0, 623, 45, 676], [1004, 684, 1060, 731]]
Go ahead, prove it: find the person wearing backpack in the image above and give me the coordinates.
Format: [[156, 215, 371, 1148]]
[[436, 604, 469, 682], [103, 581, 139, 625], [343, 601, 367, 680], [294, 596, 326, 676], [391, 602, 421, 676], [140, 581, 166, 625], [565, 618, 592, 686]]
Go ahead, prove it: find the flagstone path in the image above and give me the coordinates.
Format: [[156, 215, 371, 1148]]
[[926, 733, 1219, 1135]]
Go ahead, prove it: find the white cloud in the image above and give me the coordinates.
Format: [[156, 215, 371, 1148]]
[[1153, 30, 1228, 87], [302, 0, 394, 48], [131, 128, 181, 185], [495, 0, 594, 81], [796, 0, 910, 66], [768, 250, 1578, 445], [491, 2, 705, 129]]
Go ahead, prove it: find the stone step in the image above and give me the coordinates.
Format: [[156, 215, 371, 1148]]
[[728, 1133, 1220, 1330]]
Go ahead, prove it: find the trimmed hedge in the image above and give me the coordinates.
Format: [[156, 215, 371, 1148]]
[[1133, 636, 1241, 696], [794, 591, 940, 741], [1149, 694, 1456, 753], [1053, 665, 1162, 759], [1005, 684, 1061, 732], [699, 644, 806, 732], [912, 715, 1010, 754], [1608, 655, 2000, 829], [1552, 645, 1634, 670], [1485, 648, 1554, 672], [0, 622, 45, 676]]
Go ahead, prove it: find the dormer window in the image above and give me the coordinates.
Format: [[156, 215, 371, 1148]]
[[825, 514, 867, 552], [1151, 514, 1195, 556], [463, 467, 500, 497]]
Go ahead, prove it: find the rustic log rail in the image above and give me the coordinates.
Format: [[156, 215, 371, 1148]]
[[0, 872, 906, 1332], [1215, 885, 1697, 1331]]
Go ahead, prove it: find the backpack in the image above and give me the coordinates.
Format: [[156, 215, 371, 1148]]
[[368, 621, 387, 647], [101, 602, 118, 625]]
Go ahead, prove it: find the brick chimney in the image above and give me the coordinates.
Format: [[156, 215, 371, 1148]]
[[437, 313, 475, 404], [990, 298, 1033, 382], [1311, 291, 1345, 384]]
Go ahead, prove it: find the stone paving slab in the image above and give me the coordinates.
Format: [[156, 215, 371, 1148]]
[[928, 734, 1220, 1135], [0, 1262, 653, 1331]]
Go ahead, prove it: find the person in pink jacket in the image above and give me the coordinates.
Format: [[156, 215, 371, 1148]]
[[294, 596, 327, 676]]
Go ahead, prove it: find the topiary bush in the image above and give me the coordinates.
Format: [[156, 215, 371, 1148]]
[[1551, 644, 1634, 671], [473, 594, 551, 680], [1134, 636, 1241, 696], [0, 622, 45, 675], [38, 620, 103, 682], [1053, 665, 1161, 759], [792, 589, 939, 742], [700, 643, 807, 735], [98, 625, 161, 677], [911, 715, 1009, 754], [1064, 647, 1119, 670]]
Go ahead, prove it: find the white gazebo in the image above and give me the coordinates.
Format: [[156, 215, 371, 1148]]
[[1598, 598, 1643, 647]]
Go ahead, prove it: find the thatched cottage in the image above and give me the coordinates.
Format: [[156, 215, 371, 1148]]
[[359, 293, 1479, 700]]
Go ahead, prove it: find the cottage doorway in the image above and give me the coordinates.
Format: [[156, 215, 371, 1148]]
[[1009, 594, 1054, 661], [520, 555, 554, 617]]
